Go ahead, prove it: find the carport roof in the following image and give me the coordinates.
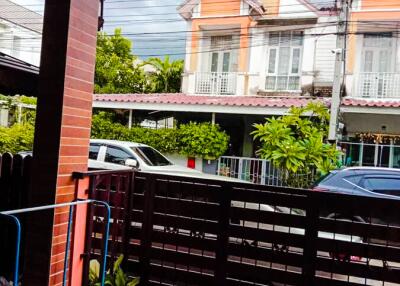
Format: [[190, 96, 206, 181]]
[[0, 52, 39, 96], [342, 98, 400, 108], [95, 93, 326, 107], [0, 52, 39, 74], [93, 93, 329, 116]]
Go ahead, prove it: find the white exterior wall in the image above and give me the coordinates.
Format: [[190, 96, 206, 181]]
[[182, 20, 193, 94], [166, 153, 203, 172], [312, 16, 337, 85], [0, 20, 41, 66], [301, 28, 316, 87], [247, 28, 264, 94]]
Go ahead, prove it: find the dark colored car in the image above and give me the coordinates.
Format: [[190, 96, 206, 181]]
[[313, 167, 400, 199], [313, 167, 400, 229]]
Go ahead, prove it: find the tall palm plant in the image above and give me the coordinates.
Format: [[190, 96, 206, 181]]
[[145, 56, 183, 93]]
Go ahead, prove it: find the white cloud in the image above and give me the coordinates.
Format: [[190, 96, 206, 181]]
[[103, 0, 186, 59]]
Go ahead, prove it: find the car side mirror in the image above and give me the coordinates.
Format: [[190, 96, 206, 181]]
[[125, 159, 138, 168]]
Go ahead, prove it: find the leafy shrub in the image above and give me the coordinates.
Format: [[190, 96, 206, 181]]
[[252, 102, 340, 187], [178, 122, 230, 159], [89, 255, 139, 286], [0, 123, 34, 154], [91, 112, 229, 159]]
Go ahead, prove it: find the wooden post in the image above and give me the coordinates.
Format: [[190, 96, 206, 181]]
[[24, 0, 99, 284]]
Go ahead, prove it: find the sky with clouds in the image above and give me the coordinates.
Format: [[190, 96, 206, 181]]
[[103, 0, 186, 59], [11, 0, 336, 60], [10, 0, 186, 59]]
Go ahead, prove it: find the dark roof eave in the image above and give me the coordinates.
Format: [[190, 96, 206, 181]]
[[0, 52, 39, 75]]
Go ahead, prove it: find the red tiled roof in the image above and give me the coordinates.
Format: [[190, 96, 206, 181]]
[[94, 93, 328, 108], [342, 98, 400, 108]]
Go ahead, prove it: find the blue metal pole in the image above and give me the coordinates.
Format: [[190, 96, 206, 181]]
[[0, 199, 111, 286], [0, 214, 21, 286], [92, 200, 111, 286], [62, 204, 75, 286]]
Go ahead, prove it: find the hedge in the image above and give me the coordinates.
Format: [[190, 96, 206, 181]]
[[91, 112, 229, 159]]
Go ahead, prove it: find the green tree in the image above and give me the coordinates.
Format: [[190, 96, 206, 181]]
[[146, 56, 184, 93], [95, 29, 147, 94], [252, 102, 340, 188]]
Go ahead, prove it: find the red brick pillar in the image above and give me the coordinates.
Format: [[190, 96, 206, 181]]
[[25, 0, 99, 285]]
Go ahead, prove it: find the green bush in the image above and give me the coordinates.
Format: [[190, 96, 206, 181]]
[[252, 102, 340, 188], [178, 122, 230, 159], [91, 112, 229, 159], [0, 123, 35, 153]]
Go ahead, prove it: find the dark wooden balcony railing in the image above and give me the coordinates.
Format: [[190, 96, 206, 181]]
[[77, 169, 400, 286]]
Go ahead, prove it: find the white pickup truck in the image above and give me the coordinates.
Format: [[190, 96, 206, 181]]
[[88, 139, 201, 175]]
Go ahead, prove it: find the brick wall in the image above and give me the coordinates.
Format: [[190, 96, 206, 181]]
[[25, 0, 99, 285]]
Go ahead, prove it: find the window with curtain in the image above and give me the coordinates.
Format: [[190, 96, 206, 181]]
[[209, 35, 238, 72], [265, 31, 303, 91]]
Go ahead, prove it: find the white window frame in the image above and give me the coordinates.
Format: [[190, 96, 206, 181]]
[[265, 31, 304, 92]]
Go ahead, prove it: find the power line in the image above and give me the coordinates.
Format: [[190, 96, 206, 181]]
[[4, 18, 400, 38], [3, 27, 400, 56]]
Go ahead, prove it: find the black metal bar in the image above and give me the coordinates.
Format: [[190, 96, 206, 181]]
[[215, 183, 231, 285], [302, 192, 319, 286]]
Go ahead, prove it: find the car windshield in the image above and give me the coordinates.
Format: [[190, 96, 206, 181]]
[[312, 171, 335, 186], [132, 146, 172, 166]]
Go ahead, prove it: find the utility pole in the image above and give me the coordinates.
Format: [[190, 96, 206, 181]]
[[328, 0, 349, 142]]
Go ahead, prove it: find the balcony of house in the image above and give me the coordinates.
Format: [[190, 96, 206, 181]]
[[350, 33, 400, 100], [194, 71, 241, 95], [183, 33, 246, 96], [355, 72, 400, 99]]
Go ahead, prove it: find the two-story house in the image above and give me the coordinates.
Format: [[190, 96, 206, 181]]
[[0, 0, 42, 66], [95, 0, 338, 159], [181, 0, 338, 97], [0, 0, 42, 126], [340, 0, 400, 168], [94, 0, 400, 168]]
